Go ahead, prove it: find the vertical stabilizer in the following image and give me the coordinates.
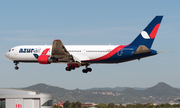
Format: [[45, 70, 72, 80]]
[[130, 16, 163, 48]]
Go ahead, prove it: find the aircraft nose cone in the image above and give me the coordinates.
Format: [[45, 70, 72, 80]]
[[5, 52, 10, 59]]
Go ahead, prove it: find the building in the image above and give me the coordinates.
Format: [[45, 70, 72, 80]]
[[0, 88, 53, 108], [83, 102, 97, 107], [53, 102, 64, 107]]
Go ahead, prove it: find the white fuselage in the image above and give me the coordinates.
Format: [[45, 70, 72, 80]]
[[4, 16, 162, 72], [6, 45, 119, 62]]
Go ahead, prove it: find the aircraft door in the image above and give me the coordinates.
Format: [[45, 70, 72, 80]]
[[14, 48, 19, 55]]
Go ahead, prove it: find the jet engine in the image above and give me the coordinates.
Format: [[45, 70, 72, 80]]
[[38, 55, 51, 64]]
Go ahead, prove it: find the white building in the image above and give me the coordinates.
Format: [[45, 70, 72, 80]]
[[0, 88, 53, 108]]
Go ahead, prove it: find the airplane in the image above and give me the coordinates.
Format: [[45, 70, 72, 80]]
[[5, 16, 163, 73]]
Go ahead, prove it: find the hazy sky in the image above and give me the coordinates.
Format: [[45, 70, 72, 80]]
[[0, 1, 179, 90]]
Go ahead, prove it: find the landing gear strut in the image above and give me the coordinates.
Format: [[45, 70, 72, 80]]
[[65, 57, 76, 71], [82, 65, 92, 73], [65, 62, 92, 73], [14, 61, 19, 70]]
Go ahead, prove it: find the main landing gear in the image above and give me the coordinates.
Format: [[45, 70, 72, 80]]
[[82, 65, 92, 73], [82, 67, 92, 73], [14, 61, 19, 70], [65, 66, 75, 71], [65, 63, 92, 73]]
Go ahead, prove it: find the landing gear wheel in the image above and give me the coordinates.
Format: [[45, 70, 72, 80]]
[[65, 67, 68, 71], [71, 66, 75, 70], [82, 64, 92, 73], [82, 69, 88, 73], [15, 66, 19, 70], [87, 68, 92, 72], [65, 67, 71, 71], [14, 61, 19, 70]]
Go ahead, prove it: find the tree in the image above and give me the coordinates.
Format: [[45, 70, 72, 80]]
[[83, 106, 89, 108], [136, 103, 143, 108], [72, 101, 82, 108], [155, 104, 160, 108], [125, 104, 133, 108], [76, 101, 82, 108], [160, 104, 165, 108], [63, 101, 71, 108], [108, 103, 116, 108], [95, 103, 107, 108], [165, 103, 171, 108], [118, 104, 125, 108], [53, 106, 63, 108]]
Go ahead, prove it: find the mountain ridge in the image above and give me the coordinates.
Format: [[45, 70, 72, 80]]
[[22, 82, 180, 104]]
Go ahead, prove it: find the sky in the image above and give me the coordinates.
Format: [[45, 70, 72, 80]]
[[0, 1, 179, 90]]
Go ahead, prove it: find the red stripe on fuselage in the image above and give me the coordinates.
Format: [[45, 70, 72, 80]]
[[85, 45, 128, 61], [41, 48, 50, 55], [150, 23, 160, 39]]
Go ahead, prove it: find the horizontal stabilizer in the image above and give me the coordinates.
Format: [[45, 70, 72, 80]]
[[133, 45, 151, 54]]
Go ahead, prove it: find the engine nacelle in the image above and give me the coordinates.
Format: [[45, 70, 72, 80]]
[[38, 55, 51, 64]]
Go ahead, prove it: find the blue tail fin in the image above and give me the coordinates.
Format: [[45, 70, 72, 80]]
[[130, 16, 163, 48]]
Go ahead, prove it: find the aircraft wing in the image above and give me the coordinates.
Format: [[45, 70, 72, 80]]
[[51, 39, 74, 62]]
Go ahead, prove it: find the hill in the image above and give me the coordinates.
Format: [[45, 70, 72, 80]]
[[23, 82, 180, 104], [144, 82, 180, 97], [86, 87, 145, 92]]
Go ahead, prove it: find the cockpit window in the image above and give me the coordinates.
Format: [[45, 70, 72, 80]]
[[9, 49, 14, 52]]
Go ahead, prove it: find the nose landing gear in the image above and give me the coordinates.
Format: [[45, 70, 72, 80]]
[[14, 61, 19, 70]]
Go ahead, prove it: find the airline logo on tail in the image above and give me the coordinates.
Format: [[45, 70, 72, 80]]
[[130, 16, 163, 49], [141, 23, 160, 39]]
